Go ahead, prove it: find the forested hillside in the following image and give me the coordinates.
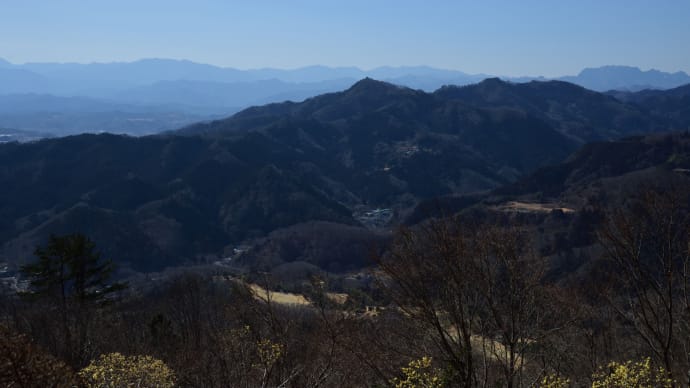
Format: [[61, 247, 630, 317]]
[[2, 79, 688, 273]]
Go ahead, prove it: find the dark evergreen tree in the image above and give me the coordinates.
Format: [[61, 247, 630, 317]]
[[21, 233, 125, 304], [19, 233, 126, 366]]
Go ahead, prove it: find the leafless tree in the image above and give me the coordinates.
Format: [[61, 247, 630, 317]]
[[377, 217, 479, 386], [377, 217, 567, 387], [598, 188, 690, 384], [470, 224, 558, 388]]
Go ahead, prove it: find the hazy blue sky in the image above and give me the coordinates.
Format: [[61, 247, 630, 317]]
[[2, 0, 689, 76]]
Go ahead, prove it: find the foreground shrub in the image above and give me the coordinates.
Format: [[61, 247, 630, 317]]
[[539, 373, 570, 388], [591, 358, 673, 388], [391, 356, 445, 388], [79, 352, 176, 387]]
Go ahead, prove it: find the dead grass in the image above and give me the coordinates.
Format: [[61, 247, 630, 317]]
[[495, 201, 574, 214], [326, 292, 349, 305], [248, 284, 311, 306], [470, 335, 526, 365], [217, 276, 350, 308]]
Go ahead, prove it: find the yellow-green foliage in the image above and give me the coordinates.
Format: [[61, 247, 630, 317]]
[[591, 358, 673, 388], [540, 373, 570, 388], [391, 356, 445, 388], [256, 338, 283, 366], [79, 352, 176, 388]]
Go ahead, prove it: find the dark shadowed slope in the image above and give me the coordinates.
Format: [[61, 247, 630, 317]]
[[435, 78, 672, 143], [495, 132, 690, 203]]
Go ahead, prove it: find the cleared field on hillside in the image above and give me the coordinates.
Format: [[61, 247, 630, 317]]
[[495, 201, 574, 213], [248, 284, 311, 306]]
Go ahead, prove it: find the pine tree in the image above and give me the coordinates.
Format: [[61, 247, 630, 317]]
[[21, 233, 125, 305], [20, 233, 126, 366]]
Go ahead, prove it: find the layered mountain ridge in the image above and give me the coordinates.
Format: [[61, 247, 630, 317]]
[[1, 78, 689, 273]]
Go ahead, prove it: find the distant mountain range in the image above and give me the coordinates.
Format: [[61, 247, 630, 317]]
[[1, 78, 689, 273], [560, 65, 690, 92], [1, 58, 689, 137], [0, 58, 485, 93], [2, 58, 687, 94]]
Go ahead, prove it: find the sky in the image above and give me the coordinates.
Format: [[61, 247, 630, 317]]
[[1, 0, 689, 77]]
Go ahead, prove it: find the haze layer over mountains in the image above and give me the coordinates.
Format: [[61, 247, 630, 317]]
[[1, 58, 689, 138]]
